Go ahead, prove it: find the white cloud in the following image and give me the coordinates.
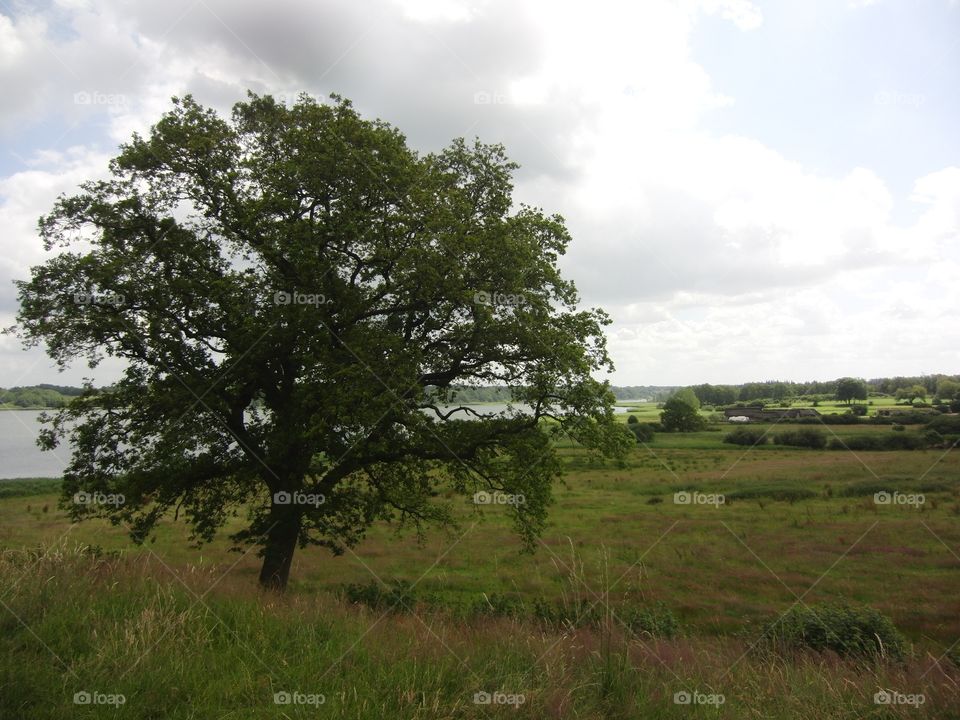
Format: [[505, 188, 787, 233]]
[[0, 0, 956, 385]]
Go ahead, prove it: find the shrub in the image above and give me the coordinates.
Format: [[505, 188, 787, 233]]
[[883, 433, 925, 450], [795, 413, 860, 425], [924, 429, 944, 446], [626, 414, 639, 424], [849, 404, 868, 416], [870, 410, 937, 425], [828, 434, 924, 451], [821, 413, 861, 425], [892, 424, 905, 432], [773, 429, 827, 449], [766, 604, 906, 660], [342, 580, 417, 612], [840, 480, 903, 498], [927, 415, 960, 435], [628, 423, 656, 443], [723, 428, 768, 446], [471, 593, 524, 618], [620, 603, 679, 638]]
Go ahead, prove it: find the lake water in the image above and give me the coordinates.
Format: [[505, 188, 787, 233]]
[[0, 411, 70, 479], [0, 404, 632, 479]]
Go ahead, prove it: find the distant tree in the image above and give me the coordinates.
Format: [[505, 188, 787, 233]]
[[12, 93, 628, 591], [836, 378, 867, 404], [896, 385, 927, 404], [935, 378, 960, 403], [770, 382, 791, 401], [660, 388, 705, 432]]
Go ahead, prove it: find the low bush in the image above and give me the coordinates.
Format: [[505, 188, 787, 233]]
[[927, 414, 960, 435], [766, 604, 906, 660], [870, 410, 937, 425], [840, 480, 905, 498], [795, 413, 861, 425], [342, 580, 418, 612], [773, 429, 827, 449], [628, 423, 656, 443], [828, 434, 925, 451]]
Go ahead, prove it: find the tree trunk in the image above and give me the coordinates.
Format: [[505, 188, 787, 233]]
[[258, 514, 300, 592]]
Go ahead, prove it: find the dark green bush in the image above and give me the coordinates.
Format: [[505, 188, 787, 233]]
[[626, 414, 639, 424], [870, 410, 936, 425], [927, 414, 960, 434], [766, 604, 906, 660], [829, 435, 880, 450], [828, 434, 924, 451], [628, 423, 656, 443], [620, 603, 679, 638], [795, 413, 860, 425], [342, 580, 417, 612], [883, 433, 925, 450], [471, 593, 524, 617], [723, 428, 768, 446], [839, 480, 906, 498], [774, 429, 827, 449]]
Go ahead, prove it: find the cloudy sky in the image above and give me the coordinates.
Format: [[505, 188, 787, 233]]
[[1, 0, 958, 387]]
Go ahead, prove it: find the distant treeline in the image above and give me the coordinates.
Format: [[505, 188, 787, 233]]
[[0, 384, 95, 408], [690, 374, 960, 406], [429, 385, 676, 403], [432, 375, 960, 408]]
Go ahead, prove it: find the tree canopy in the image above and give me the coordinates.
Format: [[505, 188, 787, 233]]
[[13, 93, 628, 590], [835, 377, 868, 404], [660, 388, 705, 432]]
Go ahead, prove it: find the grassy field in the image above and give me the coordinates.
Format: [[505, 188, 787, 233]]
[[1, 431, 958, 718]]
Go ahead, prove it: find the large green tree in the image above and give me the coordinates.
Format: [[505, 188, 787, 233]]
[[13, 93, 628, 591], [835, 377, 868, 404], [660, 388, 705, 432]]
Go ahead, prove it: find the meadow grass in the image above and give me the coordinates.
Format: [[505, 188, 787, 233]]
[[1, 441, 958, 718]]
